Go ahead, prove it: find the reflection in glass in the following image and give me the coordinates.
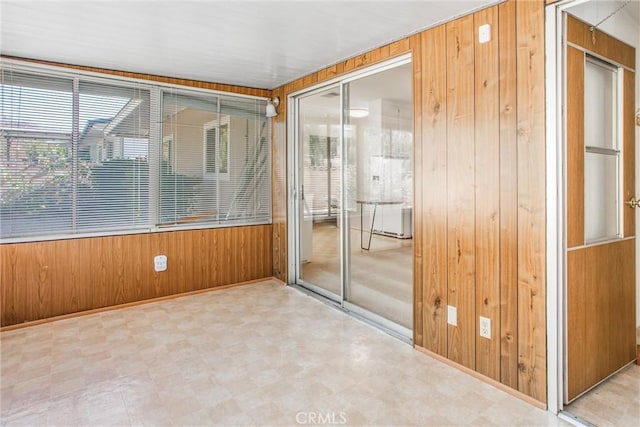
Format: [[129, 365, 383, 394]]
[[585, 152, 619, 242], [344, 63, 413, 329], [298, 87, 342, 296]]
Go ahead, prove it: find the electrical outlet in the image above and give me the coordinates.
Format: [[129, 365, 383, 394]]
[[447, 305, 457, 326], [479, 316, 491, 339], [154, 255, 167, 272]]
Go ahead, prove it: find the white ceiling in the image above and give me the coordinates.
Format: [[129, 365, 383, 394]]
[[0, 1, 499, 90]]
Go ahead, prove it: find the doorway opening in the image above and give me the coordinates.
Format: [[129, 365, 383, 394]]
[[289, 57, 414, 340], [548, 1, 639, 424]]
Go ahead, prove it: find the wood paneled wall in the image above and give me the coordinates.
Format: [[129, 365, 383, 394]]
[[1, 225, 272, 326], [271, 0, 547, 403], [418, 0, 546, 402]]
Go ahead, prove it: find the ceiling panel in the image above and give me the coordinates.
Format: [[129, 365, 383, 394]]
[[1, 1, 498, 90]]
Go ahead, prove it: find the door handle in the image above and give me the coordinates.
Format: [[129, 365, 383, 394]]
[[625, 197, 640, 209]]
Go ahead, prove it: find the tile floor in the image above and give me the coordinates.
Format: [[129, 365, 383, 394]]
[[1, 280, 569, 426], [564, 362, 640, 427]]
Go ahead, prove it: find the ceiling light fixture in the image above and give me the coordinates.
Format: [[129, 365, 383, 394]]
[[349, 108, 369, 118], [266, 96, 280, 118]]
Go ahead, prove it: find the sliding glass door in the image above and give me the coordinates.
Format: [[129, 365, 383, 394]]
[[293, 58, 413, 337], [296, 86, 342, 298], [342, 64, 413, 330]]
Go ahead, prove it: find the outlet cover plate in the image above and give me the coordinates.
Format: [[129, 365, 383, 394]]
[[480, 316, 491, 339], [154, 255, 167, 272]]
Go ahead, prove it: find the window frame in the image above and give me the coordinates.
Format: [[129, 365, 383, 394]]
[[203, 117, 230, 181], [0, 59, 271, 244], [583, 55, 624, 244]]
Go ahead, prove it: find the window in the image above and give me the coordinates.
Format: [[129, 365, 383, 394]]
[[160, 91, 271, 227], [0, 71, 150, 238], [1, 62, 271, 241], [583, 56, 621, 243], [76, 81, 150, 232]]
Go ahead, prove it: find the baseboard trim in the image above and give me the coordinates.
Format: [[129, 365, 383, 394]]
[[270, 276, 287, 286], [415, 346, 547, 410], [0, 277, 275, 332]]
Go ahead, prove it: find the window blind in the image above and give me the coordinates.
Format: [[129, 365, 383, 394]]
[[160, 91, 270, 227], [0, 70, 74, 238], [77, 81, 150, 232], [0, 69, 151, 239]]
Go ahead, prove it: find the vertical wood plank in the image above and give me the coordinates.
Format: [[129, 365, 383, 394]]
[[498, 0, 518, 390], [421, 25, 449, 356], [623, 70, 635, 237], [566, 46, 585, 248], [412, 33, 424, 348], [0, 245, 19, 325], [474, 6, 500, 381], [446, 15, 476, 369], [91, 237, 107, 308], [113, 235, 126, 305], [516, 0, 547, 402]]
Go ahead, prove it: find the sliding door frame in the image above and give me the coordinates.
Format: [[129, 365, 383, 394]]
[[287, 54, 413, 340], [290, 82, 344, 302]]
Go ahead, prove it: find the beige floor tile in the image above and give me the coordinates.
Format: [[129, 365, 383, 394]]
[[564, 363, 640, 427], [0, 280, 577, 427]]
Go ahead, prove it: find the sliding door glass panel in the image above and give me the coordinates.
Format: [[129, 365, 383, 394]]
[[343, 63, 413, 328], [298, 87, 342, 296]]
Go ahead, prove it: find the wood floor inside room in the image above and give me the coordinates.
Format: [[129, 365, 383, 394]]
[[0, 280, 568, 427], [563, 362, 640, 427], [301, 220, 413, 328]]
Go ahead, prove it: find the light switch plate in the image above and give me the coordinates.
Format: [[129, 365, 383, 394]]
[[447, 305, 457, 326], [480, 316, 491, 339], [479, 24, 491, 44]]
